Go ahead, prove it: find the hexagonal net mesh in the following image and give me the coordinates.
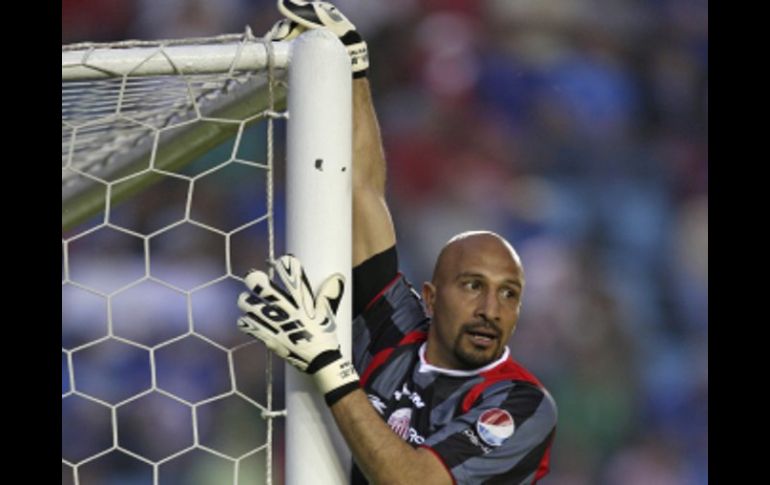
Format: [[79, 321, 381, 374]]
[[62, 30, 290, 485]]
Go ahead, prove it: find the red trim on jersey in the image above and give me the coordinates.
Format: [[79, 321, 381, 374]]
[[363, 272, 404, 312], [360, 348, 395, 387], [534, 430, 555, 483], [460, 359, 543, 414], [360, 330, 428, 387], [398, 330, 429, 346], [418, 445, 458, 485]]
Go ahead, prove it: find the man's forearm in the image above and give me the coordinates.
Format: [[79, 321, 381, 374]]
[[330, 389, 452, 485], [352, 78, 396, 266], [353, 78, 387, 195]]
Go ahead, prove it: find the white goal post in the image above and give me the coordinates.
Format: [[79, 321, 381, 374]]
[[284, 29, 353, 485], [62, 28, 352, 485]]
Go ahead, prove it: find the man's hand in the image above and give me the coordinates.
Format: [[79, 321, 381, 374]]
[[264, 18, 305, 42], [237, 255, 359, 405], [273, 0, 368, 77]]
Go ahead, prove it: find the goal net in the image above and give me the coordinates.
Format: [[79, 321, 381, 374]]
[[62, 28, 352, 485]]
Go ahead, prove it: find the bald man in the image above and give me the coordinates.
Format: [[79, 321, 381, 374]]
[[344, 225, 556, 484], [239, 4, 557, 483], [422, 232, 525, 371]]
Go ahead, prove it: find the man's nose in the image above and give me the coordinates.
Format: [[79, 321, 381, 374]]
[[475, 289, 501, 323]]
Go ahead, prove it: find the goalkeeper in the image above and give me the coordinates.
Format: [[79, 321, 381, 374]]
[[238, 2, 557, 484]]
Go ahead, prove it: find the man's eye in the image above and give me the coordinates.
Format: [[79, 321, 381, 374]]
[[464, 281, 481, 290]]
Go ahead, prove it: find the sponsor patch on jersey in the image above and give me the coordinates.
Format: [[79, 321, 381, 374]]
[[387, 407, 413, 440], [476, 408, 514, 447]]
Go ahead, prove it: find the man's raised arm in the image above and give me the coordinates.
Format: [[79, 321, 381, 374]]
[[269, 0, 395, 266], [351, 77, 396, 267]]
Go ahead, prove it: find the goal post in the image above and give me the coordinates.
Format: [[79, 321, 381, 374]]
[[285, 29, 353, 485], [62, 28, 352, 485]]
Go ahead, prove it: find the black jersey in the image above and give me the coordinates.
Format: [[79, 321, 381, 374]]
[[351, 248, 557, 484]]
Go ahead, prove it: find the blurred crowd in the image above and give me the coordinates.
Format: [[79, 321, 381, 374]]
[[63, 0, 707, 484]]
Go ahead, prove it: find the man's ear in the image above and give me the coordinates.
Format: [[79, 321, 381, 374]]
[[422, 282, 436, 316]]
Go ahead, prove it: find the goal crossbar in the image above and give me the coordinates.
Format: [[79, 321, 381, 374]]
[[63, 34, 289, 231], [62, 37, 291, 80]]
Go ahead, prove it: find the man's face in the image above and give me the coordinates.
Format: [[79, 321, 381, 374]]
[[422, 234, 524, 370]]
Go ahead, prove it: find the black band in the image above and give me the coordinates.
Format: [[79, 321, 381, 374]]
[[324, 380, 360, 407], [352, 245, 397, 315], [307, 349, 343, 374], [340, 30, 364, 47]]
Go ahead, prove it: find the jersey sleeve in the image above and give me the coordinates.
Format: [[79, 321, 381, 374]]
[[422, 382, 558, 485], [353, 245, 399, 317], [351, 247, 428, 374]]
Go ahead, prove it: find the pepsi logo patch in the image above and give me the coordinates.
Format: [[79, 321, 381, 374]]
[[476, 408, 514, 447]]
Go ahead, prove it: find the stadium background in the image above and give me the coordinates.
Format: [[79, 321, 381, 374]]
[[62, 0, 707, 483]]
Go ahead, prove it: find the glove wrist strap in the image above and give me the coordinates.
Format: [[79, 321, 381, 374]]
[[324, 380, 360, 406], [311, 352, 360, 406], [347, 41, 368, 78]]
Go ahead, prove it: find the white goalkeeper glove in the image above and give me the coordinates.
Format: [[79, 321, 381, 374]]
[[237, 254, 359, 406], [265, 18, 305, 42], [272, 0, 369, 78]]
